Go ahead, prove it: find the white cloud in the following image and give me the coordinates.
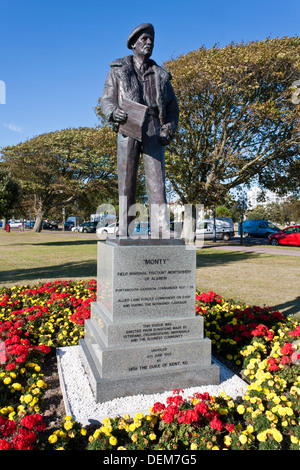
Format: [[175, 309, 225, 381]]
[[3, 122, 23, 132]]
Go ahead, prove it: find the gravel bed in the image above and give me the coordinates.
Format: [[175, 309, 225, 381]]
[[57, 346, 248, 427]]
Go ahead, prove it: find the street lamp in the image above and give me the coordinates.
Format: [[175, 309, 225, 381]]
[[213, 205, 216, 243]]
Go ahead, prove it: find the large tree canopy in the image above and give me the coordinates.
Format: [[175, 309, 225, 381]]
[[0, 126, 118, 231], [0, 166, 21, 224], [164, 36, 300, 209]]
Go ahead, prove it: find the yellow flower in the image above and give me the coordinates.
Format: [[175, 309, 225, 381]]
[[24, 394, 33, 404], [236, 405, 245, 414], [190, 443, 198, 450], [129, 423, 136, 432], [37, 379, 47, 388], [117, 446, 127, 450], [224, 435, 232, 446], [149, 432, 156, 441], [272, 429, 283, 443], [81, 428, 87, 436], [239, 434, 247, 445], [12, 383, 22, 391], [64, 420, 73, 431], [48, 434, 58, 444], [3, 377, 11, 385], [257, 432, 267, 442], [109, 436, 118, 446], [291, 435, 299, 444]]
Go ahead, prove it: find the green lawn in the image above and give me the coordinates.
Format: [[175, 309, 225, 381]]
[[0, 230, 98, 286], [1, 230, 299, 317], [196, 247, 300, 317]]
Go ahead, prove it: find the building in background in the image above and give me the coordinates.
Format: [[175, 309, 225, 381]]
[[247, 186, 289, 210]]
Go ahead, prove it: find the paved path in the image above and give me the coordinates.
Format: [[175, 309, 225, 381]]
[[198, 242, 300, 257]]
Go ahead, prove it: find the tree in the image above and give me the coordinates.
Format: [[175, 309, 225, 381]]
[[0, 126, 118, 231], [164, 37, 300, 226], [247, 204, 267, 220], [0, 166, 21, 228]]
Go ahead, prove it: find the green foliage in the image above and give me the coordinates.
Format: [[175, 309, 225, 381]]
[[0, 167, 21, 219], [164, 37, 300, 207], [0, 126, 118, 229]]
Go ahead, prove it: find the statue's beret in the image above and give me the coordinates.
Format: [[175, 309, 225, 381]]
[[127, 23, 155, 49]]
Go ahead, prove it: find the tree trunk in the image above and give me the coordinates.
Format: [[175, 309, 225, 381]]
[[32, 199, 44, 232], [1, 217, 6, 230]]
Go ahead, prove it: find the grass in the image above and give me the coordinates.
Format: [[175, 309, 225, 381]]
[[196, 247, 300, 317], [0, 230, 98, 286], [1, 230, 299, 317]]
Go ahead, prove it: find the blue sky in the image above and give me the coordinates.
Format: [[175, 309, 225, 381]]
[[1, 0, 299, 149]]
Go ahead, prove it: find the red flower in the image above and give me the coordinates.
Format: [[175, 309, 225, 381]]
[[0, 439, 11, 450], [195, 401, 208, 415], [289, 326, 300, 338], [37, 344, 51, 354], [12, 428, 37, 450], [210, 416, 223, 431], [152, 402, 165, 413], [280, 343, 294, 356], [281, 355, 290, 365], [21, 413, 46, 431], [0, 417, 17, 436], [267, 357, 279, 371], [225, 423, 235, 432]]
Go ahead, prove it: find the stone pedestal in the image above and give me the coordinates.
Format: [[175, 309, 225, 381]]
[[80, 238, 219, 403]]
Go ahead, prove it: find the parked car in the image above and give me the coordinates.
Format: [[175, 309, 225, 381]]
[[8, 220, 23, 228], [238, 220, 280, 238], [133, 222, 151, 235], [64, 221, 74, 231], [42, 221, 58, 230], [268, 225, 300, 246], [196, 218, 234, 241], [97, 222, 118, 235], [78, 221, 98, 233]]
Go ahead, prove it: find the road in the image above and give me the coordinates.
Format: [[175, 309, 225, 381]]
[[197, 237, 300, 256], [14, 229, 300, 256]]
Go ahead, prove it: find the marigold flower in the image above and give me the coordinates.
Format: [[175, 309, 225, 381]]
[[236, 405, 245, 414], [109, 436, 117, 446], [48, 434, 58, 444]]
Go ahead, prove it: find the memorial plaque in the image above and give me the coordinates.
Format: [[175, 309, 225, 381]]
[[96, 241, 196, 321], [90, 301, 204, 347]]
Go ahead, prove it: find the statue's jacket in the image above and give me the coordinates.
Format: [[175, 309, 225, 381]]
[[100, 55, 179, 138]]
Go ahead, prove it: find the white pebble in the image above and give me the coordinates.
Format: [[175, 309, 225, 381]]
[[57, 346, 248, 426]]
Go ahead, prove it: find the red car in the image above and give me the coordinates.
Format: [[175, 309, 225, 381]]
[[268, 225, 300, 246]]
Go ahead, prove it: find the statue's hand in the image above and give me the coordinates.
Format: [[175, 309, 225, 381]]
[[112, 108, 128, 123], [159, 125, 172, 146]]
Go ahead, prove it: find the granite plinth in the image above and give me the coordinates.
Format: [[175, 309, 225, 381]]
[[80, 239, 219, 403], [90, 301, 204, 348], [96, 240, 196, 321], [80, 339, 219, 403], [106, 236, 185, 246]]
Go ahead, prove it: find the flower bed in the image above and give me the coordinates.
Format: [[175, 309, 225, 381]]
[[0, 281, 300, 450]]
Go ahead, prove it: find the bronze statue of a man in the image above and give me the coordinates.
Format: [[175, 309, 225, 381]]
[[100, 23, 179, 236]]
